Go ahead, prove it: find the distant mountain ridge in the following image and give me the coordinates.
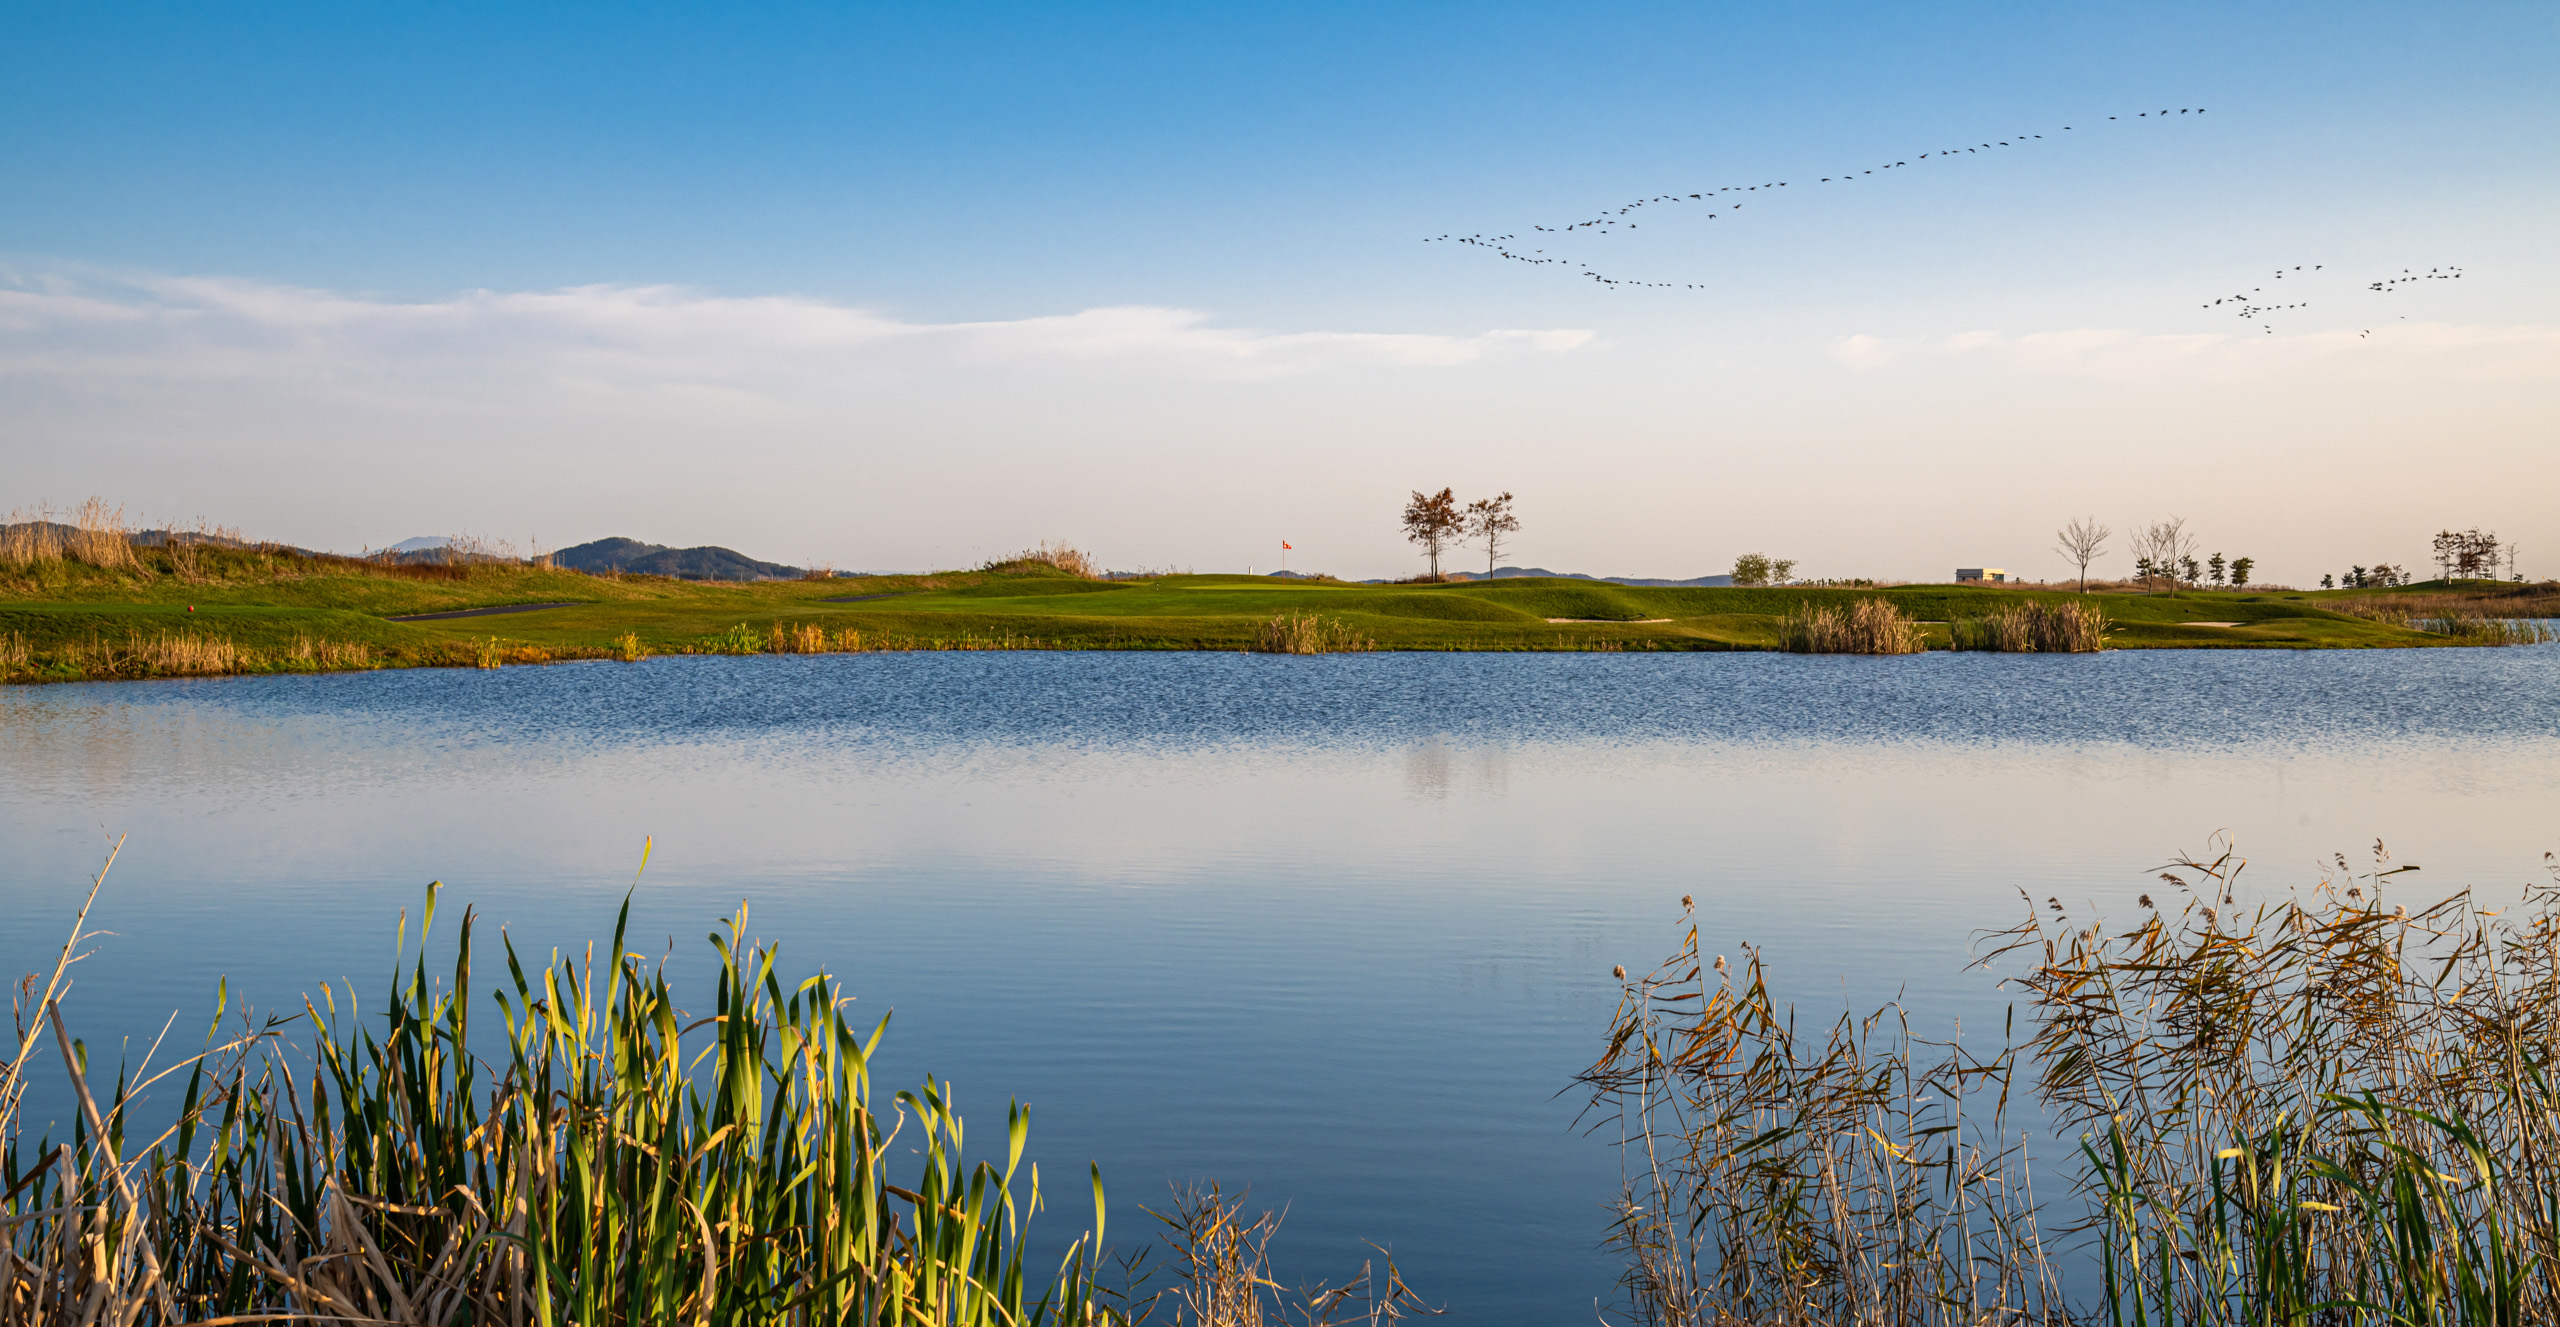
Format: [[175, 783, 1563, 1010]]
[[1345, 566, 1735, 587], [1490, 566, 1735, 587], [551, 537, 803, 581]]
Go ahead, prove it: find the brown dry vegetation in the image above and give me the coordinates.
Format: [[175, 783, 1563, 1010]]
[[1777, 598, 1923, 654], [1949, 600, 2107, 652], [1249, 611, 1374, 654], [2331, 585, 2560, 630], [1585, 840, 2560, 1327]]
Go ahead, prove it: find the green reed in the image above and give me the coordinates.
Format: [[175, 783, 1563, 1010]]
[[3, 846, 1115, 1326]]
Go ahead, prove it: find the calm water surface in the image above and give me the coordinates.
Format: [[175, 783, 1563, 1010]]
[[5, 649, 2557, 1322]]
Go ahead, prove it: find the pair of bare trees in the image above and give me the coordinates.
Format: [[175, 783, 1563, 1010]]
[[1402, 489, 1517, 580], [2055, 516, 2211, 593]]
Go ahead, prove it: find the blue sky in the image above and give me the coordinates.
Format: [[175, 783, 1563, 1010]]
[[5, 1, 2555, 579]]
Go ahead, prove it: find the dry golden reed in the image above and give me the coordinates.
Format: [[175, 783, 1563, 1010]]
[[1250, 611, 1374, 654], [1583, 906, 2066, 1327], [132, 631, 239, 675], [67, 498, 137, 571], [1588, 838, 2560, 1327], [1777, 597, 1922, 654], [1949, 600, 2107, 652], [290, 635, 374, 668], [0, 506, 66, 566]]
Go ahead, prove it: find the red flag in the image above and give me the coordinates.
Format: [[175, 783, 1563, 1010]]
[[1281, 541, 1293, 549]]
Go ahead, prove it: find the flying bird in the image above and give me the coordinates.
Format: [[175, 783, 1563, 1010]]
[[1433, 106, 2209, 290]]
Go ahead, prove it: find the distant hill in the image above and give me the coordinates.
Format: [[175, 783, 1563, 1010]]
[[1356, 566, 1736, 587], [1493, 567, 1737, 588], [551, 537, 803, 582]]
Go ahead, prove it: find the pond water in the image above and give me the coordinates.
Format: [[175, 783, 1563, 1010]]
[[4, 648, 2557, 1322]]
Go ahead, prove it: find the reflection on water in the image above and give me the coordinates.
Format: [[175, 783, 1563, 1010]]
[[3, 650, 2556, 1323]]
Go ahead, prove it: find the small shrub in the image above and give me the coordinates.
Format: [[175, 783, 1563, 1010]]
[[1779, 598, 1921, 654], [1251, 612, 1373, 654], [474, 637, 506, 669], [983, 541, 1098, 578], [613, 631, 647, 662]]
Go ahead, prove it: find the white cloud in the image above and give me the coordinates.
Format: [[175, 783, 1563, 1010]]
[[0, 270, 1594, 405]]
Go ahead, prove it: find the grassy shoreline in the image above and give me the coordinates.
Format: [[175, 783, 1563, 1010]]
[[4, 540, 2552, 684]]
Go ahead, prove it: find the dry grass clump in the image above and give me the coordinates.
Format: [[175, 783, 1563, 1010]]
[[0, 631, 26, 671], [467, 638, 555, 669], [2, 499, 141, 571], [1589, 839, 2560, 1327], [1949, 600, 2107, 652], [1777, 598, 1922, 654], [984, 542, 1100, 578], [613, 630, 648, 662], [1126, 1184, 1435, 1326], [2, 854, 1127, 1327], [133, 631, 240, 675], [66, 498, 137, 570], [2332, 585, 2560, 628], [290, 635, 374, 668], [770, 620, 832, 653], [1250, 612, 1374, 655], [0, 511, 66, 565]]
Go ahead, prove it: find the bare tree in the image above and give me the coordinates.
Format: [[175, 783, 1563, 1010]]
[[2131, 518, 2198, 592], [1464, 492, 1520, 577], [1401, 488, 1462, 580], [2054, 517, 2110, 593]]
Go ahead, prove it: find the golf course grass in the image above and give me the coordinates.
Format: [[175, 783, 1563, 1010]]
[[0, 540, 2541, 683]]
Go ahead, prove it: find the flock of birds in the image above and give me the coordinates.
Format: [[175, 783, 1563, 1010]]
[[2200, 264, 2465, 336], [1426, 107, 2209, 289], [1429, 106, 2476, 339]]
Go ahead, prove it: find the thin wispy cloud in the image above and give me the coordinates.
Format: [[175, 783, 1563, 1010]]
[[0, 271, 1595, 401], [1829, 324, 2560, 381]]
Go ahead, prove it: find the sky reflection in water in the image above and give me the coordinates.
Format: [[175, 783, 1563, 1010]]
[[4, 649, 2556, 1323]]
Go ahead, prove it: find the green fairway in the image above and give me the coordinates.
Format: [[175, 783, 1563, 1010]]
[[3, 540, 2539, 683]]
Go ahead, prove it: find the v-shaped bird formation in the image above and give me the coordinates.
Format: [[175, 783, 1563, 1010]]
[[1428, 107, 2208, 290]]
